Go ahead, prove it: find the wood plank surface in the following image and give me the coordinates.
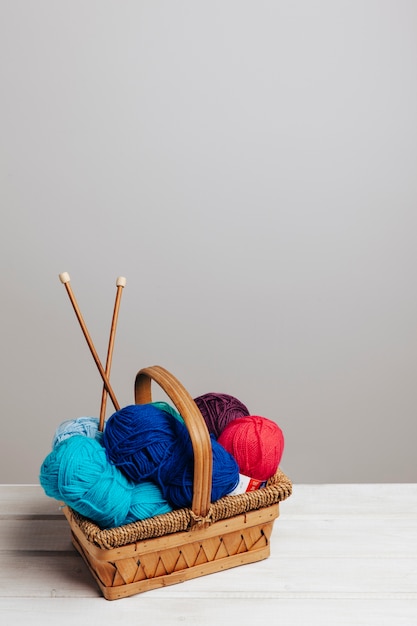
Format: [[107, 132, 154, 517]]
[[1, 484, 416, 625], [1, 598, 416, 626]]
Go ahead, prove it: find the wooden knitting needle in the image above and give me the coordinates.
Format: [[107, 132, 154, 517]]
[[58, 272, 120, 411], [99, 276, 126, 431]]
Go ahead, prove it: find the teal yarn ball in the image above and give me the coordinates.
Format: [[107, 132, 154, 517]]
[[151, 401, 184, 424], [52, 417, 102, 448], [39, 435, 172, 529]]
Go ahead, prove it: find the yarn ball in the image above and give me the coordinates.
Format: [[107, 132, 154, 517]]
[[103, 403, 240, 509], [193, 392, 250, 438], [125, 480, 173, 523], [103, 404, 183, 482], [52, 417, 102, 448], [217, 415, 284, 482], [156, 433, 240, 509], [39, 435, 172, 529]]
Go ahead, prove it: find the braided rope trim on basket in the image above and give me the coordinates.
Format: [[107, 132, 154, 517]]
[[68, 469, 292, 550]]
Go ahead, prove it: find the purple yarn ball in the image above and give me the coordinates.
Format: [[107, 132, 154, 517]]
[[193, 392, 250, 438]]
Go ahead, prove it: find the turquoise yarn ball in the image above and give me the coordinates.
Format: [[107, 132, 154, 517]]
[[39, 436, 67, 500], [39, 435, 172, 529], [125, 481, 173, 523]]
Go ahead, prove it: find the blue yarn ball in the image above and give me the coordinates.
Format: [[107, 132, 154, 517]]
[[39, 435, 172, 529], [103, 404, 183, 481], [103, 403, 240, 509], [156, 433, 240, 509], [52, 417, 102, 448]]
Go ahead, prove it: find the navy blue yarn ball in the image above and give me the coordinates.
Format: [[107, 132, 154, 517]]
[[103, 403, 183, 481]]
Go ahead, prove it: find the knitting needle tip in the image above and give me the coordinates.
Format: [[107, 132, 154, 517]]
[[59, 272, 71, 284]]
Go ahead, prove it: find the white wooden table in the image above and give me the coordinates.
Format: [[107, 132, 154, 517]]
[[1, 484, 416, 625]]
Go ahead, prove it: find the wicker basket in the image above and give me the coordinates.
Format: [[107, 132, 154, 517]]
[[63, 365, 292, 600]]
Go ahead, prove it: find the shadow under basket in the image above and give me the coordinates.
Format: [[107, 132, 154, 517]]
[[63, 365, 293, 600]]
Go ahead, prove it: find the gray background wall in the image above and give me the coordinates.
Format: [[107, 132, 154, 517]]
[[1, 0, 416, 485]]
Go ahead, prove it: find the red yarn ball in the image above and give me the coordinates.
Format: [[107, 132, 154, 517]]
[[217, 415, 284, 482]]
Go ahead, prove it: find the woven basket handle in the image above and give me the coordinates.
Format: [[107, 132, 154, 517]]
[[134, 365, 213, 521]]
